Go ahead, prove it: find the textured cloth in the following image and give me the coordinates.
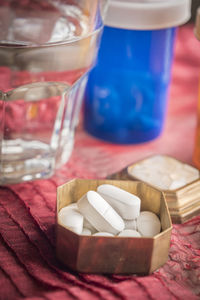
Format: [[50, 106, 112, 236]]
[[0, 25, 200, 300]]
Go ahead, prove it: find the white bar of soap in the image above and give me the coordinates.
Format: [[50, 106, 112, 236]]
[[97, 184, 141, 220], [137, 211, 161, 237], [93, 232, 114, 237], [124, 219, 137, 230], [118, 229, 141, 237], [77, 191, 125, 235], [58, 204, 83, 234]]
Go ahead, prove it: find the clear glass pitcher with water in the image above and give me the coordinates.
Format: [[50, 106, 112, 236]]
[[0, 0, 108, 184]]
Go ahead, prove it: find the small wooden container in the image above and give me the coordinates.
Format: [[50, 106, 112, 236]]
[[127, 155, 200, 224], [56, 179, 172, 275]]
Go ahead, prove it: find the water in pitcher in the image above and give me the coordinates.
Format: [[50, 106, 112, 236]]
[[0, 0, 103, 183]]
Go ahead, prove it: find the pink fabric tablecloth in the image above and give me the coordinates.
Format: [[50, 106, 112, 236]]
[[0, 25, 200, 300]]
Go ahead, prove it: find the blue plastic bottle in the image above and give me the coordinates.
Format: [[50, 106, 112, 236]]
[[84, 0, 191, 144]]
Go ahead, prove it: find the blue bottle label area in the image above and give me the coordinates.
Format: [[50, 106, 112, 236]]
[[84, 26, 176, 144]]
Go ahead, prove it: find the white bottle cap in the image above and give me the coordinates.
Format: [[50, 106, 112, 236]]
[[105, 0, 191, 30]]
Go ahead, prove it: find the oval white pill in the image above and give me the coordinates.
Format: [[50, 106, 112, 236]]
[[118, 229, 141, 237], [82, 228, 92, 235], [124, 219, 137, 230], [93, 232, 114, 237], [83, 218, 97, 234], [77, 191, 125, 235], [58, 203, 78, 216], [97, 184, 141, 220], [58, 205, 83, 235], [137, 211, 161, 237]]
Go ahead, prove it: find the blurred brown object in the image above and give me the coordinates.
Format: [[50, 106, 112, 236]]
[[191, 0, 199, 22]]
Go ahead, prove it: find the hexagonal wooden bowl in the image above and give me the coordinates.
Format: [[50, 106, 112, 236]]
[[56, 179, 172, 274]]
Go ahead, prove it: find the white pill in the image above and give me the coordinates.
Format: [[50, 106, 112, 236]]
[[137, 211, 161, 237], [58, 204, 83, 234], [124, 219, 137, 230], [58, 203, 78, 216], [82, 228, 92, 235], [77, 191, 125, 235], [118, 229, 141, 237], [93, 232, 114, 237], [83, 218, 97, 234], [97, 184, 141, 220]]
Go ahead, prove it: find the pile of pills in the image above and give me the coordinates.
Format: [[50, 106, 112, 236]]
[[58, 184, 161, 237], [129, 155, 199, 191]]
